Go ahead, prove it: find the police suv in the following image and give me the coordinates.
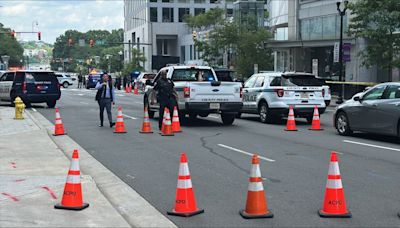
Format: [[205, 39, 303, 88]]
[[239, 72, 326, 123], [144, 65, 243, 125], [0, 70, 61, 107]]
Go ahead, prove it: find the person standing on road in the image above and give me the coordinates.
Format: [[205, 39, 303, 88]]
[[78, 74, 83, 89], [152, 70, 177, 131], [95, 73, 116, 128]]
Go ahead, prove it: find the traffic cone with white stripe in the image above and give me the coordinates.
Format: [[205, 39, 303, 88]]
[[129, 84, 132, 93], [125, 85, 129, 94], [114, 106, 127, 133], [167, 153, 204, 217], [53, 108, 66, 136], [309, 106, 323, 131], [284, 106, 298, 131], [134, 84, 139, 95], [240, 154, 273, 219], [318, 151, 351, 218], [171, 106, 182, 133], [161, 108, 174, 136], [140, 106, 153, 133], [55, 149, 89, 210]]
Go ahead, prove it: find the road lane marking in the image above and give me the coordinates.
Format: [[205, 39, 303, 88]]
[[343, 140, 400, 152], [80, 102, 89, 105], [122, 114, 137, 120], [117, 94, 125, 97], [217, 144, 275, 162], [134, 101, 142, 104], [77, 94, 84, 96]]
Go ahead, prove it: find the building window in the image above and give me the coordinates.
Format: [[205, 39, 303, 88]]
[[194, 8, 205, 16], [162, 8, 174, 22], [300, 15, 348, 41], [190, 45, 193, 60], [210, 0, 218, 3], [194, 0, 206, 3], [180, 46, 186, 63], [179, 8, 190, 22], [157, 39, 170, 56], [150, 7, 158, 22], [162, 0, 173, 2], [275, 27, 288, 41], [177, 0, 189, 3], [227, 9, 233, 17], [150, 0, 157, 2]]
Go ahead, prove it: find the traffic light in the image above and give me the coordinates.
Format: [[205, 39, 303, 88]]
[[68, 38, 73, 46], [89, 39, 94, 47], [192, 31, 197, 41], [10, 30, 16, 39], [37, 32, 41, 41]]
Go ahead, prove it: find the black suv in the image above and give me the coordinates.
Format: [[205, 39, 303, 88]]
[[0, 70, 61, 108]]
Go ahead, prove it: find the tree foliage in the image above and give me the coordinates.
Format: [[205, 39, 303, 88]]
[[185, 9, 274, 79], [122, 48, 146, 76], [348, 0, 400, 80], [0, 23, 24, 67], [51, 29, 124, 72]]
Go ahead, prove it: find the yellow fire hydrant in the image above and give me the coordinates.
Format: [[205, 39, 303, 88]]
[[14, 97, 25, 120]]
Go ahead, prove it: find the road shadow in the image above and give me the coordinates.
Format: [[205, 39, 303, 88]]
[[238, 114, 311, 126], [347, 133, 399, 145]]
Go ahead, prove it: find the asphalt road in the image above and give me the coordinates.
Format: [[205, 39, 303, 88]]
[[33, 86, 400, 227]]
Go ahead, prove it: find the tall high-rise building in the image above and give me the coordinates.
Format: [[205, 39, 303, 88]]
[[124, 0, 236, 71]]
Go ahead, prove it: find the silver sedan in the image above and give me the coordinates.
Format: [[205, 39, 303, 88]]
[[334, 82, 400, 137]]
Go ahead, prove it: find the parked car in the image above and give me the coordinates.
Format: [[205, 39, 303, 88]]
[[0, 70, 61, 107], [55, 72, 74, 88], [134, 72, 156, 92], [334, 82, 400, 137], [144, 65, 243, 125], [239, 72, 326, 123], [86, 73, 103, 89]]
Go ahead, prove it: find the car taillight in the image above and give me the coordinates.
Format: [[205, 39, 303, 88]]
[[22, 82, 27, 93], [240, 87, 243, 98], [275, 89, 284, 97], [322, 89, 325, 97], [184, 87, 190, 98]]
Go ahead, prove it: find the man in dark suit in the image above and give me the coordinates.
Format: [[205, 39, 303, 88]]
[[95, 74, 115, 127]]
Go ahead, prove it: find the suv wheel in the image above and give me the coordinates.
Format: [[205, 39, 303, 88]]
[[62, 82, 69, 88], [221, 113, 235, 125], [47, 100, 57, 108], [259, 102, 275, 124], [335, 112, 353, 136]]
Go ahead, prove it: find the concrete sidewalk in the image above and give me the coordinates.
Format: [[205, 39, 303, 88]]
[[0, 107, 176, 227]]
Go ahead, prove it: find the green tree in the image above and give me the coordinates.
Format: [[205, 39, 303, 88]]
[[99, 46, 124, 73], [0, 23, 24, 67], [186, 10, 274, 79], [51, 29, 124, 72], [348, 0, 400, 81], [122, 48, 146, 76]]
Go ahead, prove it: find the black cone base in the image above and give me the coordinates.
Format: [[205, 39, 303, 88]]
[[55, 203, 89, 211], [318, 209, 352, 218], [240, 210, 274, 219], [167, 208, 204, 217]]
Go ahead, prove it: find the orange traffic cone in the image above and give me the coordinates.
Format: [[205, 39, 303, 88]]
[[129, 84, 132, 93], [114, 106, 127, 133], [285, 106, 298, 131], [161, 108, 174, 136], [125, 85, 129, 94], [309, 106, 323, 131], [318, 151, 351, 218], [171, 106, 182, 133], [167, 153, 204, 217], [53, 108, 66, 136], [55, 149, 89, 211], [140, 107, 153, 133], [240, 154, 273, 219], [134, 84, 139, 95], [161, 108, 167, 133]]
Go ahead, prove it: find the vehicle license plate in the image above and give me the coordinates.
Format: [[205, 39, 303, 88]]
[[210, 103, 220, 109], [301, 92, 309, 99]]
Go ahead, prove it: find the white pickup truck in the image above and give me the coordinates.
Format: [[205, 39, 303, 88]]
[[144, 65, 243, 125]]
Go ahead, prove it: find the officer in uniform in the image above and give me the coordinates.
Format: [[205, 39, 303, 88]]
[[153, 70, 176, 130]]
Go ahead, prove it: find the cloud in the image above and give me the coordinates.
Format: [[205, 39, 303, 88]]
[[0, 0, 123, 44]]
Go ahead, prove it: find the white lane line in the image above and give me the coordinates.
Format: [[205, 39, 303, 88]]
[[343, 140, 400, 152], [134, 101, 142, 104], [218, 144, 275, 162], [80, 102, 89, 105], [77, 94, 84, 96], [122, 114, 137, 120], [117, 94, 125, 97], [31, 108, 37, 112]]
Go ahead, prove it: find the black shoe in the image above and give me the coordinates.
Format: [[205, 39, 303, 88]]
[[110, 122, 115, 128]]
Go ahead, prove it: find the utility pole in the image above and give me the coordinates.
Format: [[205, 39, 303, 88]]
[[336, 0, 348, 104]]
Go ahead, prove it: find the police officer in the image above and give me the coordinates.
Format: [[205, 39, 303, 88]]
[[153, 70, 176, 130]]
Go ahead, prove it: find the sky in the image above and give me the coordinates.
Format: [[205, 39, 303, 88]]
[[0, 0, 124, 44]]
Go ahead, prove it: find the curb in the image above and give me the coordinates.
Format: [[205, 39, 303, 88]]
[[27, 109, 177, 228]]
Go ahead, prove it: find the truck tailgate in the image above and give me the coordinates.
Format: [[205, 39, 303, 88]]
[[188, 82, 241, 102]]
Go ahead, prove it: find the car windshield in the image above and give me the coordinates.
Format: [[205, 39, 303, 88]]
[[25, 72, 58, 84], [143, 74, 155, 79], [281, 75, 324, 86], [171, 69, 216, 82]]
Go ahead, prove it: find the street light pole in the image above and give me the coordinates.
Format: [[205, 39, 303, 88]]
[[336, 0, 348, 104]]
